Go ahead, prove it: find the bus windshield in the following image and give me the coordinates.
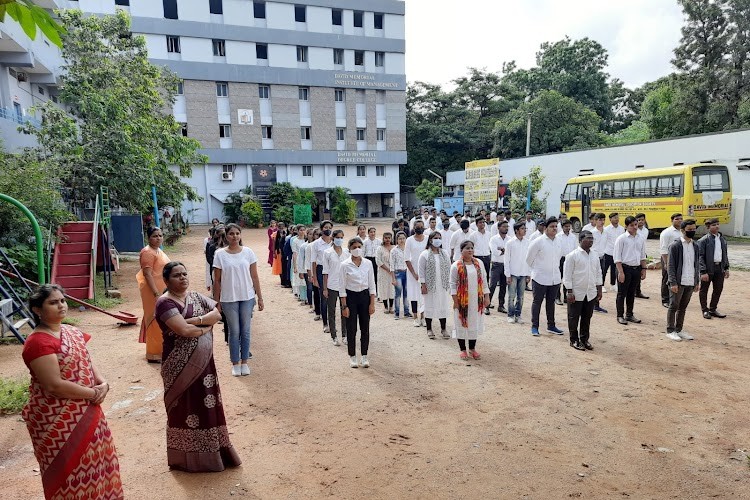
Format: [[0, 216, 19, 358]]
[[692, 166, 730, 193]]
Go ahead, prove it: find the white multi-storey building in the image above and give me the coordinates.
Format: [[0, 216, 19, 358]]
[[78, 0, 407, 223]]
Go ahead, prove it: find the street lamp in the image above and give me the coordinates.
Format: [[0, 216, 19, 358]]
[[427, 169, 444, 210], [525, 112, 532, 157]]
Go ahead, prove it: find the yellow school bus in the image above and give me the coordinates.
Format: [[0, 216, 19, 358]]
[[560, 163, 732, 233]]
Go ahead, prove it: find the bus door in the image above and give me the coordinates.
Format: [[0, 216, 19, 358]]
[[581, 184, 593, 223]]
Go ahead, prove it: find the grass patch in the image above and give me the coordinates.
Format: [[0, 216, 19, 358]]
[[0, 378, 29, 415], [724, 236, 750, 244], [62, 317, 80, 326], [83, 273, 123, 310]]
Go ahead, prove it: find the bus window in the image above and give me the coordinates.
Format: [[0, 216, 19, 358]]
[[613, 180, 632, 198], [656, 175, 682, 196], [633, 178, 654, 197], [562, 183, 579, 201], [598, 181, 614, 198], [693, 168, 729, 192]]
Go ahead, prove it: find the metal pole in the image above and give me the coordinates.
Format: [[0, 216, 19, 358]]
[[0, 193, 46, 283], [427, 169, 444, 210], [525, 113, 532, 157]]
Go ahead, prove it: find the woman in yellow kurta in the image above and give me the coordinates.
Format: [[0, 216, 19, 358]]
[[137, 227, 170, 362]]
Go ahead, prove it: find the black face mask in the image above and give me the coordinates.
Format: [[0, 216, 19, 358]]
[[685, 230, 696, 239], [414, 227, 424, 235], [443, 223, 450, 229], [322, 229, 332, 236]]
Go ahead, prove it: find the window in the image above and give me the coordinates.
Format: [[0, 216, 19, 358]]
[[37, 86, 44, 95], [212, 39, 226, 57], [336, 128, 345, 141], [693, 168, 729, 192], [222, 164, 235, 174], [166, 35, 180, 53], [300, 127, 311, 140], [356, 128, 365, 141], [356, 165, 367, 177], [209, 0, 223, 14], [354, 50, 364, 66], [216, 82, 228, 97], [256, 43, 268, 60], [596, 181, 614, 199], [375, 52, 385, 67], [376, 165, 385, 177], [253, 1, 265, 18], [115, 0, 129, 5], [258, 85, 270, 99], [633, 178, 654, 197], [332, 8, 342, 25], [302, 165, 312, 177], [180, 123, 188, 137], [353, 11, 363, 27], [333, 48, 343, 65], [374, 13, 384, 29], [176, 80, 184, 95], [294, 5, 306, 22], [656, 175, 683, 196], [376, 128, 385, 141], [219, 124, 231, 138], [298, 87, 309, 101], [561, 184, 579, 201], [262, 126, 272, 139], [613, 180, 632, 198], [337, 165, 347, 177], [297, 46, 308, 62], [334, 89, 344, 102], [51, 94, 58, 103], [163, 0, 178, 19]]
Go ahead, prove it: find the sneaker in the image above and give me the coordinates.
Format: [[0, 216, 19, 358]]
[[507, 317, 516, 323], [232, 365, 241, 377], [547, 326, 564, 335], [594, 306, 608, 314], [404, 312, 413, 318], [350, 356, 359, 368], [484, 307, 491, 315], [555, 299, 564, 306], [394, 315, 400, 321], [309, 309, 315, 314], [676, 331, 694, 340], [531, 327, 540, 336], [441, 329, 450, 339], [666, 332, 682, 341], [413, 318, 421, 327], [498, 305, 507, 314], [333, 337, 340, 346], [314, 315, 321, 321], [601, 287, 607, 293], [343, 335, 348, 345], [419, 317, 425, 327], [516, 317, 525, 324], [361, 356, 369, 368], [240, 364, 250, 376], [323, 326, 330, 333], [427, 330, 435, 339]]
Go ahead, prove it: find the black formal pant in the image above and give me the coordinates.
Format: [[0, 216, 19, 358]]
[[366, 256, 378, 296], [345, 289, 371, 357], [568, 296, 596, 343], [602, 253, 616, 286], [489, 262, 507, 307], [660, 257, 670, 303], [616, 265, 640, 318], [531, 280, 560, 329], [326, 289, 347, 339], [477, 255, 491, 283], [558, 257, 567, 300], [699, 269, 725, 312], [667, 284, 694, 332]]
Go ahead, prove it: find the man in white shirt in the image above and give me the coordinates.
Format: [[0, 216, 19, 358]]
[[405, 219, 428, 326], [504, 222, 531, 323], [563, 230, 603, 350], [590, 213, 608, 313], [450, 219, 474, 262], [524, 211, 536, 233], [311, 220, 333, 325], [470, 216, 493, 313], [556, 213, 567, 233], [526, 217, 564, 335], [363, 227, 382, 299], [581, 212, 597, 233], [489, 220, 510, 314], [528, 219, 546, 243], [602, 212, 625, 292], [506, 210, 516, 230], [448, 211, 459, 230], [634, 213, 650, 299], [697, 217, 729, 319], [614, 216, 647, 325], [424, 217, 438, 237], [439, 219, 454, 247], [556, 219, 578, 305], [322, 229, 350, 345], [659, 213, 684, 308], [666, 219, 699, 341]]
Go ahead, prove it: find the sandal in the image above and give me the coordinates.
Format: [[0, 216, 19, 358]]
[[459, 351, 469, 360], [470, 350, 481, 360]]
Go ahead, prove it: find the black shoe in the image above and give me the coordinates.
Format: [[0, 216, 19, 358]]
[[662, 302, 669, 308], [625, 316, 641, 324], [594, 306, 608, 314], [635, 293, 650, 299], [484, 307, 491, 315], [555, 299, 564, 306], [498, 305, 507, 314], [570, 340, 586, 351], [703, 311, 712, 319], [525, 287, 532, 292], [710, 310, 726, 318], [617, 317, 628, 325], [583, 341, 593, 350]]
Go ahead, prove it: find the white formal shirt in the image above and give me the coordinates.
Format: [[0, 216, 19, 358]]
[[581, 222, 595, 233], [528, 230, 544, 243], [680, 239, 696, 286], [659, 225, 682, 256], [363, 237, 381, 258], [563, 247, 603, 301], [525, 219, 536, 232], [591, 227, 605, 258], [603, 224, 625, 256], [507, 218, 516, 229], [339, 257, 376, 297], [322, 246, 351, 292], [439, 228, 454, 245], [312, 237, 332, 266], [489, 234, 509, 263], [469, 222, 478, 231], [450, 230, 474, 261], [470, 229, 492, 257], [504, 237, 531, 277], [613, 232, 646, 266], [304, 242, 314, 272], [557, 230, 578, 257], [637, 226, 649, 241], [526, 235, 562, 285], [712, 234, 723, 263]]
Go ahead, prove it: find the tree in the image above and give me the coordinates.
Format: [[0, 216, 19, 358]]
[[492, 90, 602, 158], [21, 11, 206, 214], [414, 179, 442, 204], [0, 0, 65, 47], [603, 120, 651, 145], [507, 166, 547, 215]]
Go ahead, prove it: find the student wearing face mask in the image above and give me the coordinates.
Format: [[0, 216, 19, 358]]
[[488, 220, 510, 313], [311, 221, 333, 327], [665, 220, 700, 341], [405, 221, 428, 326], [418, 232, 452, 339], [340, 238, 376, 368], [450, 219, 474, 262], [439, 218, 454, 247], [322, 230, 350, 346]]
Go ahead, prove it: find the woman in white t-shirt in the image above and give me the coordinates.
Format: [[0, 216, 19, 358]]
[[212, 223, 264, 377]]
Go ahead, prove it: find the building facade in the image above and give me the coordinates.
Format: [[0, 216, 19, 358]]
[[78, 0, 407, 223]]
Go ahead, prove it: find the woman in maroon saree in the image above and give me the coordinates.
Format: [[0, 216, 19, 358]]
[[155, 261, 241, 472], [267, 220, 277, 266]]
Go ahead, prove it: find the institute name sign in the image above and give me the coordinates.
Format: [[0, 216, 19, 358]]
[[334, 72, 399, 89]]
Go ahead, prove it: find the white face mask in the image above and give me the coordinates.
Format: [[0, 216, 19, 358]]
[[350, 248, 363, 258], [334, 238, 344, 247], [431, 239, 442, 248]]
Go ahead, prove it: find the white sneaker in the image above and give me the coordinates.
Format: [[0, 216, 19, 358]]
[[676, 331, 694, 340], [601, 287, 608, 293], [441, 329, 450, 339], [666, 332, 682, 341], [314, 315, 321, 320], [232, 365, 241, 377], [240, 364, 250, 376], [610, 284, 618, 292], [350, 356, 358, 368], [332, 337, 340, 346], [427, 330, 435, 339], [413, 318, 421, 327], [323, 326, 330, 333], [343, 335, 348, 344], [361, 355, 369, 368], [516, 317, 525, 324], [507, 317, 515, 323], [420, 317, 425, 327]]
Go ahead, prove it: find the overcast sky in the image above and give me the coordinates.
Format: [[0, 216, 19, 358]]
[[404, 0, 685, 90]]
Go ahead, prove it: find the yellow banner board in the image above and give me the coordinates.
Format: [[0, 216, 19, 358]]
[[464, 158, 500, 203]]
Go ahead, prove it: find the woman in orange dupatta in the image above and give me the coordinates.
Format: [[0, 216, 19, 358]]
[[449, 240, 490, 361], [22, 284, 123, 499], [137, 227, 171, 362]]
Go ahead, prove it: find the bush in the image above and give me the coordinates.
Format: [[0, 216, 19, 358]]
[[223, 186, 253, 223], [273, 205, 293, 225], [0, 378, 29, 415], [241, 198, 264, 226]]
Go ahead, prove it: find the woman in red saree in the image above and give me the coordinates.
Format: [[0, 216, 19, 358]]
[[155, 261, 242, 472], [22, 284, 123, 499]]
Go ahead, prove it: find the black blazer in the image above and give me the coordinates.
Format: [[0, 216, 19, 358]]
[[697, 233, 729, 274]]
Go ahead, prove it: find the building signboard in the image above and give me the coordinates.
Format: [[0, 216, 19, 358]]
[[464, 158, 500, 203], [333, 72, 400, 89]]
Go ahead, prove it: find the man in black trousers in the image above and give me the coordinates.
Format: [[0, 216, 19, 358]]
[[697, 218, 730, 319], [563, 231, 602, 350], [613, 216, 647, 325]]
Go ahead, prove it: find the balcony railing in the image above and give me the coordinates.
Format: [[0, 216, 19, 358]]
[[0, 107, 41, 128]]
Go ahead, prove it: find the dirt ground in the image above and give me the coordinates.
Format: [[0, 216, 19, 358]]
[[1, 222, 749, 499]]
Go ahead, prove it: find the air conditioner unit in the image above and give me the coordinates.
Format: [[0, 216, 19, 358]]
[[221, 171, 233, 181], [16, 72, 27, 82]]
